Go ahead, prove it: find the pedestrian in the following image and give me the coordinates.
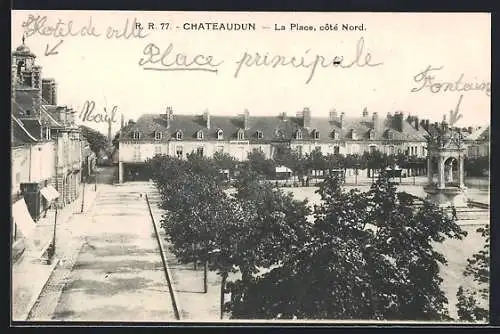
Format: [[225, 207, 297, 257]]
[[451, 206, 458, 220]]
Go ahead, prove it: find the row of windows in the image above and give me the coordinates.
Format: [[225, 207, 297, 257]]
[[131, 128, 381, 141]]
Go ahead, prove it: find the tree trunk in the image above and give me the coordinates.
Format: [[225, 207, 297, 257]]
[[220, 271, 228, 320], [203, 261, 208, 293]]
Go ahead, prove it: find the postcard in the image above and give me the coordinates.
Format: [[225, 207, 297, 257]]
[[11, 10, 490, 324]]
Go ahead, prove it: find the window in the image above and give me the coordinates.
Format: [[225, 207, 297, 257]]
[[369, 145, 377, 153], [238, 129, 245, 140], [295, 130, 302, 140], [313, 130, 320, 140], [389, 146, 395, 155], [387, 131, 393, 140], [197, 130, 204, 140], [133, 131, 141, 140], [333, 146, 340, 154], [155, 146, 162, 155], [196, 147, 204, 156], [297, 145, 303, 157], [351, 130, 357, 140], [368, 130, 375, 140], [176, 131, 183, 140], [332, 130, 340, 140], [421, 146, 425, 156], [256, 130, 263, 139], [154, 131, 162, 140], [217, 129, 224, 140], [133, 145, 141, 160], [176, 146, 183, 158]]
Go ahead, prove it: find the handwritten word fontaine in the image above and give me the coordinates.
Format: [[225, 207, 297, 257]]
[[411, 65, 490, 97], [138, 37, 383, 84]]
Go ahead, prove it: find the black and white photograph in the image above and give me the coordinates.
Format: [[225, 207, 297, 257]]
[[10, 11, 490, 324]]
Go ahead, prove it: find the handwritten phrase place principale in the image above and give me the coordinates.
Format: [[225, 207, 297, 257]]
[[21, 14, 382, 84]]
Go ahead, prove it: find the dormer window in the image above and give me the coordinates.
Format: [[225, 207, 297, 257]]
[[256, 130, 264, 139], [312, 129, 320, 140], [368, 129, 375, 140], [45, 127, 51, 140], [154, 131, 162, 140], [351, 129, 357, 140], [332, 130, 340, 140], [237, 129, 245, 140], [387, 131, 394, 140], [275, 129, 283, 138], [176, 130, 183, 140], [295, 129, 303, 140], [197, 130, 204, 140], [217, 129, 224, 140], [133, 131, 141, 140]]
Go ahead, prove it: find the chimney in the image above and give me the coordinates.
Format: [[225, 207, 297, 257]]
[[121, 113, 125, 129], [414, 116, 419, 131], [302, 107, 311, 128], [203, 110, 211, 129], [467, 126, 473, 134], [280, 112, 287, 121], [329, 109, 337, 122], [371, 112, 378, 130], [362, 107, 368, 118], [340, 112, 345, 129], [393, 112, 404, 132], [426, 119, 430, 130], [42, 78, 57, 105], [165, 106, 173, 128], [243, 109, 250, 130]]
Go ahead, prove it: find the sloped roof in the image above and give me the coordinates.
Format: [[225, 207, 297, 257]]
[[11, 116, 38, 147], [119, 111, 428, 143]]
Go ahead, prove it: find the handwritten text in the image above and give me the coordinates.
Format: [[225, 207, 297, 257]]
[[21, 14, 149, 40], [79, 100, 119, 123], [411, 65, 490, 97]]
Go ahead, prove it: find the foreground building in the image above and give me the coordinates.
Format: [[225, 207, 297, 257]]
[[117, 107, 430, 182], [11, 39, 83, 256]]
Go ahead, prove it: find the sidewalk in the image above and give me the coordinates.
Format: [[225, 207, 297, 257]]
[[12, 183, 100, 322], [147, 189, 229, 321]]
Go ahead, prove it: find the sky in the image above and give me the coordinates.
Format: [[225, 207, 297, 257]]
[[12, 11, 491, 136]]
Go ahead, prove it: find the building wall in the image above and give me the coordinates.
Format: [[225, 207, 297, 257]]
[[11, 147, 30, 196], [119, 139, 428, 165], [29, 141, 55, 183]]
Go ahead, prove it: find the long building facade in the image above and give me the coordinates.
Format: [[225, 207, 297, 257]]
[[117, 107, 431, 182], [11, 39, 83, 251]]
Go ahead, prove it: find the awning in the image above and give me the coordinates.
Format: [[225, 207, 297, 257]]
[[276, 166, 292, 173], [12, 198, 36, 238], [40, 185, 60, 202]]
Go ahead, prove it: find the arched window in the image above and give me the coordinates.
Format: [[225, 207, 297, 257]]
[[132, 131, 141, 140], [217, 129, 224, 140], [312, 129, 320, 140], [154, 131, 162, 140], [197, 130, 204, 140], [295, 129, 303, 140], [237, 129, 245, 140], [176, 130, 183, 140]]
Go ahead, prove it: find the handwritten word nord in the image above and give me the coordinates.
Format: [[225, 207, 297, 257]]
[[234, 37, 383, 84], [138, 43, 224, 73], [411, 65, 490, 97], [79, 100, 119, 123]]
